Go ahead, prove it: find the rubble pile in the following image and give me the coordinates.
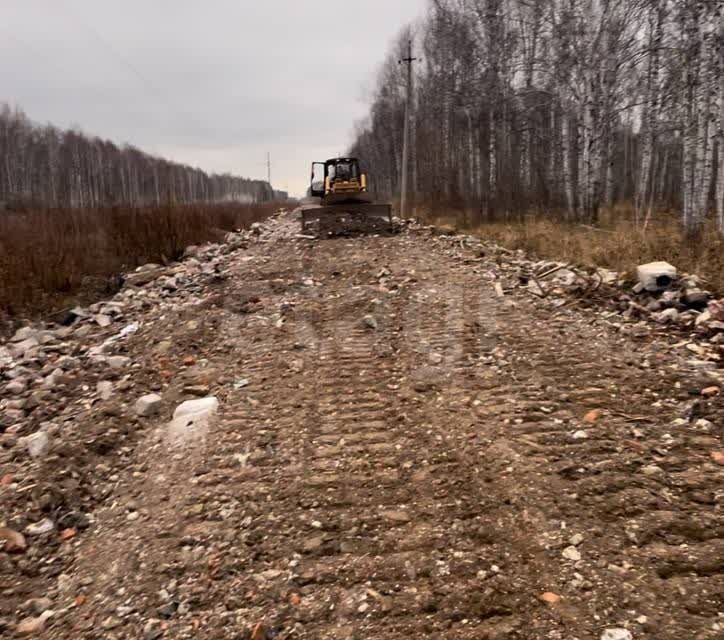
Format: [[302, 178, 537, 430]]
[[0, 212, 291, 631], [397, 218, 722, 372]]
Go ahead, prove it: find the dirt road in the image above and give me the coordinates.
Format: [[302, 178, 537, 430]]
[[1, 212, 722, 639]]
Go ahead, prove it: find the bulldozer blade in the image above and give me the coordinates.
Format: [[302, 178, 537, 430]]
[[301, 203, 392, 235]]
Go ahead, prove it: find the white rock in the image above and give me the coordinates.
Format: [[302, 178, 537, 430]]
[[653, 308, 679, 324], [168, 397, 219, 444], [106, 356, 131, 369], [95, 314, 112, 328], [601, 629, 633, 640], [636, 261, 677, 292], [569, 533, 584, 546], [25, 518, 55, 536], [562, 546, 581, 561], [571, 430, 588, 440], [97, 381, 114, 400], [135, 394, 163, 417], [20, 432, 50, 459]]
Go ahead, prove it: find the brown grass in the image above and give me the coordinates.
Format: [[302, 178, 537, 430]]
[[0, 201, 287, 320], [418, 206, 724, 292]]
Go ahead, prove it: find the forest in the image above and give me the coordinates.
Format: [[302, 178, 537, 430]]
[[0, 104, 274, 209], [351, 0, 723, 239]]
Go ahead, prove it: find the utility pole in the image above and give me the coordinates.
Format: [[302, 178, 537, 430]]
[[267, 152, 271, 186], [399, 39, 418, 220]]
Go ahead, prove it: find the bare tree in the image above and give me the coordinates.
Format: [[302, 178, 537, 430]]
[[0, 105, 275, 209]]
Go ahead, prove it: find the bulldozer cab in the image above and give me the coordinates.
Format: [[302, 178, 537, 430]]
[[309, 158, 364, 198]]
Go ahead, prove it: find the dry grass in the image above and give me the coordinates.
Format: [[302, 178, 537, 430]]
[[419, 207, 724, 292], [0, 202, 286, 319]]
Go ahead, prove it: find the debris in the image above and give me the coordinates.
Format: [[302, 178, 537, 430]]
[[601, 629, 633, 640], [636, 261, 677, 292], [0, 527, 27, 553], [97, 380, 114, 400], [562, 546, 581, 561], [539, 592, 561, 605], [569, 533, 584, 546], [135, 394, 163, 417], [5, 379, 27, 395], [15, 611, 53, 636], [25, 519, 55, 537], [168, 397, 219, 442], [20, 432, 51, 459]]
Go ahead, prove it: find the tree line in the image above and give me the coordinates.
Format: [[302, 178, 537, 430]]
[[350, 0, 723, 237], [0, 104, 274, 209]]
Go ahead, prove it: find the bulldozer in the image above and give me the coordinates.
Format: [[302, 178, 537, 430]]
[[300, 157, 392, 235]]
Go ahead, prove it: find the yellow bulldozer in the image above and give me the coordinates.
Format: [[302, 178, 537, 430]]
[[300, 157, 392, 235]]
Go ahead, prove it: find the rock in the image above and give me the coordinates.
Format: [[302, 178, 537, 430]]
[[583, 409, 601, 424], [381, 510, 411, 524], [168, 397, 219, 441], [24, 598, 53, 615], [601, 629, 633, 640], [362, 315, 378, 330], [562, 546, 581, 561], [708, 299, 724, 322], [25, 518, 55, 536], [20, 432, 50, 459], [125, 266, 166, 288], [97, 381, 114, 400], [653, 308, 679, 324], [5, 379, 27, 395], [143, 619, 163, 640], [539, 592, 561, 605], [15, 611, 53, 636], [106, 356, 131, 370], [636, 261, 677, 292], [135, 394, 163, 417], [569, 533, 584, 546], [9, 337, 40, 358], [0, 527, 27, 553], [95, 314, 112, 328], [682, 289, 709, 309], [571, 430, 588, 440], [11, 327, 37, 343], [695, 310, 711, 327], [701, 386, 720, 398], [641, 464, 663, 476]]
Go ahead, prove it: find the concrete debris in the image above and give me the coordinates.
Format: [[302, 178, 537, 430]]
[[24, 519, 55, 537], [601, 629, 633, 640], [20, 432, 50, 459], [637, 261, 677, 292], [0, 210, 719, 638], [135, 394, 163, 417]]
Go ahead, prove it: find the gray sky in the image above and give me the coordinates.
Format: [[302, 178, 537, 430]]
[[1, 0, 426, 197]]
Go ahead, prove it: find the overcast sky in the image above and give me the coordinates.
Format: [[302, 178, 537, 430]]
[[1, 0, 426, 196]]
